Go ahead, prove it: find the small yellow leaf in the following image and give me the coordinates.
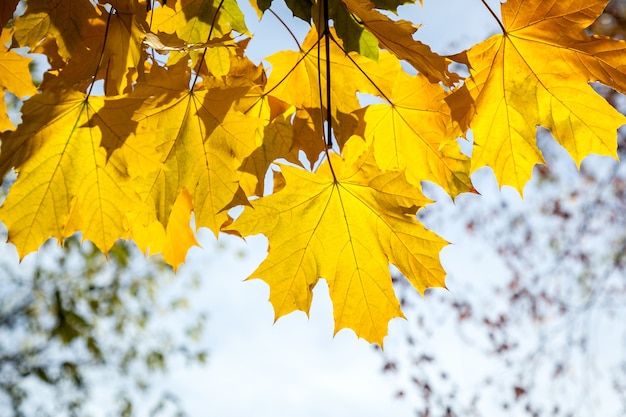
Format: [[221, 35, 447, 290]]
[[339, 0, 456, 85], [0, 28, 37, 131], [356, 65, 471, 196], [148, 0, 248, 45]]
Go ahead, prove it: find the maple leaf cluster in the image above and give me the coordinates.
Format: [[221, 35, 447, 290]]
[[0, 0, 624, 345]]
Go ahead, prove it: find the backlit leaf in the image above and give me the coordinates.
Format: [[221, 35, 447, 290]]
[[340, 0, 456, 85], [13, 0, 99, 60], [447, 0, 626, 191], [0, 28, 37, 131], [0, 89, 142, 256], [229, 139, 447, 345], [148, 0, 248, 45], [356, 65, 471, 196], [125, 71, 262, 234]]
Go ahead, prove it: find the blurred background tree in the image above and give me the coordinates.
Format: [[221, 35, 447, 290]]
[[380, 1, 626, 416], [0, 183, 207, 417]]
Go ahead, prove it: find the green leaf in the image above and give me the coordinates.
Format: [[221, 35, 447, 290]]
[[285, 0, 313, 21], [330, 0, 380, 60]]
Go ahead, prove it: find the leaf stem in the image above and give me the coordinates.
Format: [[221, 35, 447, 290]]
[[86, 7, 114, 98], [192, 0, 226, 87], [323, 0, 333, 149], [315, 0, 337, 181], [480, 0, 505, 34], [268, 8, 301, 50], [331, 36, 392, 104]]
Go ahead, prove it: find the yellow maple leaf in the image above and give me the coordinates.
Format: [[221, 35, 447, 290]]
[[0, 28, 38, 131], [447, 0, 626, 191], [0, 88, 143, 256], [355, 65, 471, 196], [53, 5, 147, 95], [92, 4, 147, 95], [266, 26, 397, 118], [229, 139, 447, 345]]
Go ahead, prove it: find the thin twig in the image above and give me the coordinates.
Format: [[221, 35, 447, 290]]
[[268, 8, 301, 50], [192, 0, 226, 87], [480, 0, 506, 34], [86, 8, 114, 98]]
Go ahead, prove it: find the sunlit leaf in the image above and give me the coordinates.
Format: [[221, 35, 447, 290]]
[[356, 64, 471, 196], [229, 139, 447, 345], [0, 28, 38, 131], [447, 0, 626, 191], [0, 89, 143, 256]]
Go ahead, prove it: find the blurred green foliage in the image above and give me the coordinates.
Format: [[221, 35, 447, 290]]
[[0, 234, 207, 417]]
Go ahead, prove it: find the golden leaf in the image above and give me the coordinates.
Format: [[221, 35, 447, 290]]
[[13, 0, 99, 60], [0, 28, 38, 131], [447, 0, 626, 191], [125, 71, 262, 234], [0, 89, 142, 256], [356, 63, 471, 196], [229, 139, 447, 345]]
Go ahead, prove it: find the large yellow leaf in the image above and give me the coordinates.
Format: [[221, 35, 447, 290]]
[[229, 139, 447, 345], [447, 0, 626, 191], [355, 67, 471, 196], [0, 28, 38, 131], [0, 89, 142, 256]]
